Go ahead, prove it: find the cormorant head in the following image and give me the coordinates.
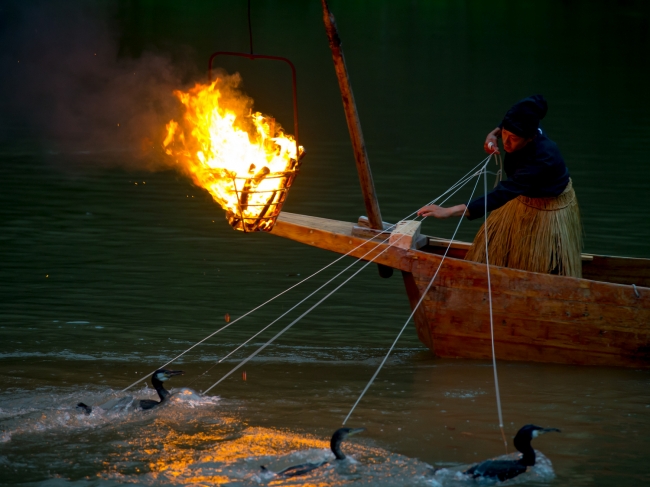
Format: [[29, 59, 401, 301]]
[[513, 424, 560, 465], [330, 427, 365, 460], [152, 369, 184, 383], [333, 427, 366, 440]]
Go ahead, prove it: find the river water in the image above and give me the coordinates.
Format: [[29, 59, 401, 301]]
[[1, 1, 649, 485]]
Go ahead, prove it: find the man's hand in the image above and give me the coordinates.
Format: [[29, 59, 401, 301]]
[[484, 127, 502, 154], [417, 204, 469, 219]]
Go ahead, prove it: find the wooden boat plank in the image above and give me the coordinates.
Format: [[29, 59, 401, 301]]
[[273, 214, 650, 313], [273, 214, 650, 312], [428, 237, 593, 261], [273, 212, 413, 272], [429, 333, 648, 367], [418, 273, 648, 321], [428, 328, 629, 363], [277, 212, 356, 235], [401, 270, 434, 350], [271, 212, 650, 367], [424, 303, 642, 355], [421, 293, 646, 352], [409, 255, 648, 308], [582, 254, 650, 287], [427, 238, 650, 287], [416, 279, 650, 363]]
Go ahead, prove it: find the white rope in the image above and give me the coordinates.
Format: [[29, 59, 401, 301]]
[[122, 214, 411, 393], [122, 155, 492, 393], [342, 157, 487, 424], [202, 226, 417, 395], [483, 164, 508, 453], [190, 227, 401, 387], [195, 156, 492, 390]]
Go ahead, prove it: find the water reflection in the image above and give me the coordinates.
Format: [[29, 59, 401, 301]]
[[116, 423, 440, 486], [0, 379, 562, 486], [1, 0, 649, 485]]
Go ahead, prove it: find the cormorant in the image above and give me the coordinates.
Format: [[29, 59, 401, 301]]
[[76, 368, 184, 414], [464, 424, 560, 482], [260, 427, 365, 478]]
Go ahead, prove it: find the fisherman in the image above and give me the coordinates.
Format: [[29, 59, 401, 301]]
[[417, 95, 583, 277]]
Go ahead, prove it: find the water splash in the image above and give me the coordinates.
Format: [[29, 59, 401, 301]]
[[431, 451, 555, 485]]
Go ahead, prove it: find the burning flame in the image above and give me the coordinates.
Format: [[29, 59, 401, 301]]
[[163, 74, 304, 232]]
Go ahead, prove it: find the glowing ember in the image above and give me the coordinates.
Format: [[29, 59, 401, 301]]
[[163, 74, 304, 232]]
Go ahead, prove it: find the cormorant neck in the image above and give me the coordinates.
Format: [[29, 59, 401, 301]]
[[514, 435, 535, 467], [517, 447, 535, 467], [151, 376, 169, 401], [330, 435, 346, 460]]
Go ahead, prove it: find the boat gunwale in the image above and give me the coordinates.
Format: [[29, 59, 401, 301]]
[[273, 211, 650, 293]]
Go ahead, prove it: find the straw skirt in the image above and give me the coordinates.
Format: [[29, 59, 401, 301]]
[[465, 179, 583, 277]]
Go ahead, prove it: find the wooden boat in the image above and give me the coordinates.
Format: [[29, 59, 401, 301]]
[[270, 212, 650, 368], [268, 1, 650, 368]]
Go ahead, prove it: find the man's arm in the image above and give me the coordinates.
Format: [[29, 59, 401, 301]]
[[417, 204, 469, 219]]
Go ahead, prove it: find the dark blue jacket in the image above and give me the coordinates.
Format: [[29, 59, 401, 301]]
[[467, 130, 570, 221]]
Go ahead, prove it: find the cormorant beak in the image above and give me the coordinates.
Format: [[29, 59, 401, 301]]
[[535, 427, 561, 437], [165, 370, 184, 378], [347, 428, 366, 437]]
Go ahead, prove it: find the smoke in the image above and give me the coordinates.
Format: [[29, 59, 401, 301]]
[[0, 1, 197, 168]]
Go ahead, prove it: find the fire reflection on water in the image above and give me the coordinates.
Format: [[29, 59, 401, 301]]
[[151, 427, 327, 484], [98, 409, 431, 486], [110, 415, 330, 484]]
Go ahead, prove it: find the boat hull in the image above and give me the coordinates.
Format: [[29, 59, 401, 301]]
[[408, 255, 650, 367], [271, 212, 650, 367]]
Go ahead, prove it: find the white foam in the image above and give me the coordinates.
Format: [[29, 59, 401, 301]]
[[431, 450, 555, 485], [443, 389, 487, 399], [168, 387, 220, 407]]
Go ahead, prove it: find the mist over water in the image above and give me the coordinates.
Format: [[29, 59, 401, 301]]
[[1, 1, 649, 485], [0, 0, 195, 165]]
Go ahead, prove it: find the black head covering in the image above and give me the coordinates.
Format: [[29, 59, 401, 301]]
[[501, 94, 548, 138]]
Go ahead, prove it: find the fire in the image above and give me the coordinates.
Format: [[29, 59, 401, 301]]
[[163, 74, 304, 232]]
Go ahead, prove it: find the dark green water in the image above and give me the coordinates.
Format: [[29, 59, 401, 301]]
[[1, 1, 649, 485]]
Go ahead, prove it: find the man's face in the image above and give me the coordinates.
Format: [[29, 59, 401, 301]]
[[502, 129, 532, 153]]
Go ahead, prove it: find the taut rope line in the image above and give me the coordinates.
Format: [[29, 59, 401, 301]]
[[342, 158, 487, 424], [192, 157, 491, 388], [483, 164, 508, 453], [122, 155, 492, 393], [202, 232, 410, 393]]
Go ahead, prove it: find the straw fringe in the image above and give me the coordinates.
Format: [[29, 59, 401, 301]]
[[465, 179, 584, 277]]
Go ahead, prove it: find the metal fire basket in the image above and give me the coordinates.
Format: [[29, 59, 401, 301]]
[[226, 167, 299, 233], [208, 51, 302, 233]]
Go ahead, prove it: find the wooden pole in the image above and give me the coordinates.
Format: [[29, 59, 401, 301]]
[[321, 0, 383, 230]]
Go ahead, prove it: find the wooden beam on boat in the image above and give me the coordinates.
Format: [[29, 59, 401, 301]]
[[389, 220, 424, 250], [272, 212, 411, 271]]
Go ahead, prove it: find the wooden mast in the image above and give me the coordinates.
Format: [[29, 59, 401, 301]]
[[321, 0, 394, 278], [320, 0, 383, 230]]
